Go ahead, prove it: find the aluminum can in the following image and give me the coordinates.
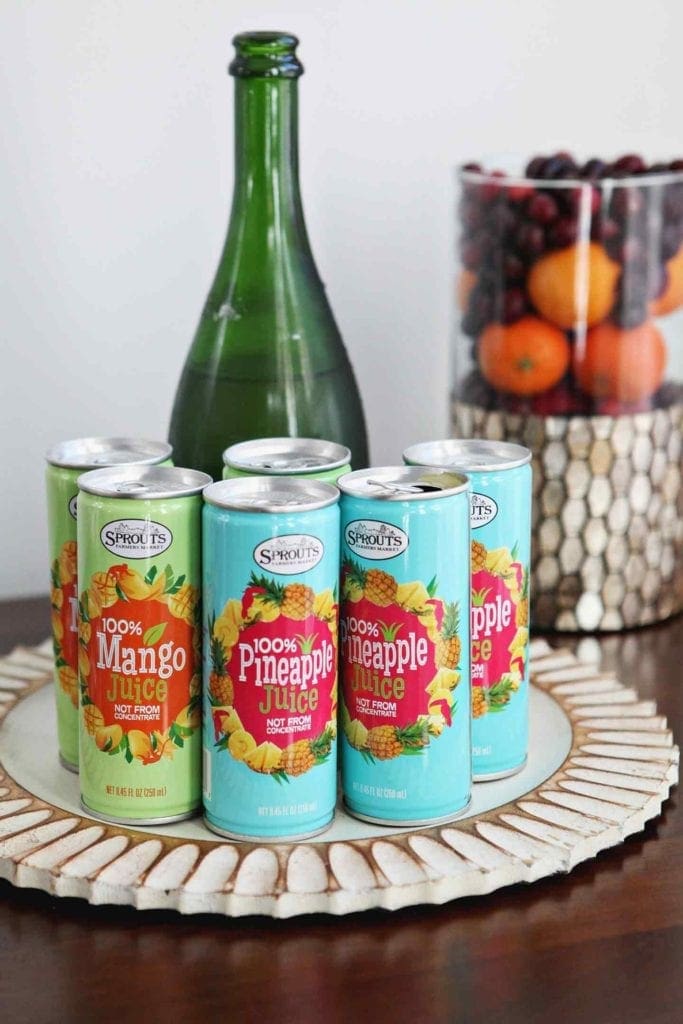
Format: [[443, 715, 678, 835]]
[[76, 465, 210, 823], [222, 437, 351, 483], [338, 466, 471, 825], [45, 438, 172, 771], [404, 440, 532, 780], [202, 477, 340, 841]]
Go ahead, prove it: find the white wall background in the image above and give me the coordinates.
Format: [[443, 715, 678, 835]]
[[2, 0, 683, 598]]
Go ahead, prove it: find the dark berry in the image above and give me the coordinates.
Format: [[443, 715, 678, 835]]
[[527, 192, 559, 224], [668, 158, 683, 172], [548, 218, 578, 249], [661, 224, 681, 260], [501, 287, 527, 323], [503, 253, 526, 281], [507, 184, 535, 203], [525, 156, 546, 178], [515, 222, 545, 258], [543, 154, 578, 180], [462, 162, 483, 173], [461, 240, 482, 269], [598, 218, 620, 243], [649, 162, 670, 174], [581, 158, 607, 180]]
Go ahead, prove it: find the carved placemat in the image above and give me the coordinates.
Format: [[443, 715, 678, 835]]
[[0, 638, 678, 917]]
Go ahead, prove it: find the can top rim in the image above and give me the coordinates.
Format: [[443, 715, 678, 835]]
[[203, 476, 340, 512], [46, 437, 172, 470], [77, 465, 211, 499], [337, 466, 469, 500], [222, 437, 351, 474], [403, 439, 532, 472]]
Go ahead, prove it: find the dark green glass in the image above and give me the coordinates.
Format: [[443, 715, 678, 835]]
[[169, 31, 369, 480]]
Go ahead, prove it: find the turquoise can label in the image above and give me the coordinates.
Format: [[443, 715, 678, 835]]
[[469, 465, 531, 777], [203, 501, 340, 840], [340, 491, 471, 823]]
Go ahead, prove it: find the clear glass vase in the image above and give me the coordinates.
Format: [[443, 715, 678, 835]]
[[452, 158, 683, 631]]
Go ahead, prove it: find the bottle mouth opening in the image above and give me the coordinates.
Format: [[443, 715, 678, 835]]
[[230, 31, 303, 78]]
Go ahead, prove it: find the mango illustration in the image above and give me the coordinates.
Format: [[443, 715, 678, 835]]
[[58, 666, 78, 706], [78, 619, 91, 645], [128, 729, 152, 760], [51, 611, 64, 641], [83, 703, 105, 735], [50, 586, 63, 611], [244, 740, 281, 773], [228, 729, 257, 761], [151, 730, 175, 760], [95, 723, 123, 751], [189, 672, 201, 698], [58, 542, 77, 584], [114, 566, 151, 601], [168, 583, 198, 623], [90, 571, 118, 610], [176, 703, 201, 730], [78, 646, 90, 680]]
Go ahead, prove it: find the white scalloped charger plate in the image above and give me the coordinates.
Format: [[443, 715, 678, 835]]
[[0, 638, 678, 917]]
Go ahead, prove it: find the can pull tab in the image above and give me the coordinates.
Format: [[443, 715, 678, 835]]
[[116, 482, 147, 493], [367, 479, 442, 496]]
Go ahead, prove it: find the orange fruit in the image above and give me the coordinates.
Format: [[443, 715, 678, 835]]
[[650, 246, 683, 316], [478, 316, 570, 396], [456, 269, 477, 311], [573, 320, 667, 402], [528, 242, 620, 329]]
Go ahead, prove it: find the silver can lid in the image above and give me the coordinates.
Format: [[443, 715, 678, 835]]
[[204, 476, 339, 513], [46, 437, 172, 470], [222, 437, 351, 474], [337, 466, 469, 501], [78, 466, 211, 499], [403, 439, 532, 472]]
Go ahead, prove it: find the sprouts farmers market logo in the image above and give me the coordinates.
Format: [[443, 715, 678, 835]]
[[253, 534, 324, 575], [100, 520, 173, 559], [344, 519, 408, 560], [470, 493, 498, 529]]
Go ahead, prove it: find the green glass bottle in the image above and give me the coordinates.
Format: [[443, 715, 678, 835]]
[[169, 31, 369, 480]]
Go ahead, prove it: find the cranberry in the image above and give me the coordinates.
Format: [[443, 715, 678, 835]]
[[548, 218, 578, 248], [531, 382, 583, 417], [462, 162, 483, 173], [612, 153, 647, 175], [610, 187, 644, 220], [507, 184, 535, 203], [527, 192, 559, 224], [543, 154, 578, 180]]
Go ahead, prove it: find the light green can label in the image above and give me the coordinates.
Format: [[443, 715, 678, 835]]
[[46, 465, 81, 768], [77, 475, 204, 822]]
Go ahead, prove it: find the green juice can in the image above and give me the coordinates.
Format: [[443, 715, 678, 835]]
[[45, 438, 172, 771], [222, 437, 351, 484], [76, 465, 210, 824]]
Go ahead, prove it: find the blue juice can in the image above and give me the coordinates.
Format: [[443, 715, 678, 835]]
[[404, 441, 532, 780], [202, 477, 340, 841], [338, 467, 471, 826]]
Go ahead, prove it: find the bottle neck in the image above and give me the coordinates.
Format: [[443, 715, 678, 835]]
[[232, 76, 304, 221]]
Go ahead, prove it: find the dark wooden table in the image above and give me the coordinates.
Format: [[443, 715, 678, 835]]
[[0, 596, 681, 1024]]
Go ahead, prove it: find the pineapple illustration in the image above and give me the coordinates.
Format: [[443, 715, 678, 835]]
[[471, 540, 487, 573], [343, 558, 397, 606], [277, 729, 333, 777], [208, 616, 234, 706], [437, 602, 461, 669], [250, 573, 315, 620], [472, 687, 488, 718], [516, 569, 529, 627], [366, 722, 427, 760]]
